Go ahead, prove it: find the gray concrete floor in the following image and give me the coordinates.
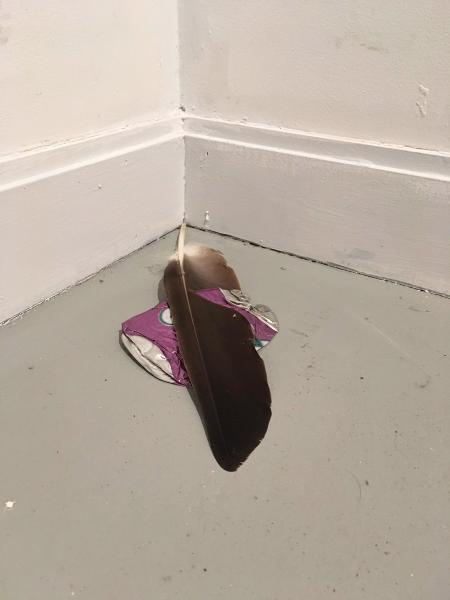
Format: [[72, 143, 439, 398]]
[[1, 228, 449, 600]]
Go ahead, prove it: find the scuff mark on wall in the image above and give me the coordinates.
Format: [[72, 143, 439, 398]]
[[0, 25, 9, 45], [346, 248, 375, 260], [334, 33, 388, 54], [0, 2, 11, 45], [416, 84, 429, 117], [359, 42, 387, 53]]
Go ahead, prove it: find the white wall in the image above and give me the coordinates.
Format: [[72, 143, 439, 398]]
[[2, 0, 449, 321], [0, 0, 182, 322], [182, 1, 450, 295], [0, 0, 179, 156], [180, 0, 450, 151]]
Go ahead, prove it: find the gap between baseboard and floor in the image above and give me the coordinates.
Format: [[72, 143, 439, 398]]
[[1, 113, 449, 323]]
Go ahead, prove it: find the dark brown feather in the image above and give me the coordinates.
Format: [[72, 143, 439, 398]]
[[164, 227, 271, 471], [182, 243, 240, 291]]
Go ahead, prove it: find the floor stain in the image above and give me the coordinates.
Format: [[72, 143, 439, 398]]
[[347, 248, 375, 260], [408, 306, 430, 313], [347, 470, 362, 503], [147, 264, 162, 274], [415, 376, 431, 389], [290, 329, 309, 337]]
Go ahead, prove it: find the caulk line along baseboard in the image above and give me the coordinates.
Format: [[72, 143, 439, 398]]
[[1, 113, 449, 323]]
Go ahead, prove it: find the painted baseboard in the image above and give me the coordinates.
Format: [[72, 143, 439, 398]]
[[2, 113, 449, 322], [184, 116, 450, 295], [0, 118, 184, 323]]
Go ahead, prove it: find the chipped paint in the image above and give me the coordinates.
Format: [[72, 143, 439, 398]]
[[416, 85, 430, 117]]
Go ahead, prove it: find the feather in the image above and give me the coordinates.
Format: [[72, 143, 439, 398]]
[[163, 224, 272, 471]]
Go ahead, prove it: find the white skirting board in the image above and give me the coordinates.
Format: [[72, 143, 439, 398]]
[[184, 117, 450, 295], [2, 114, 449, 322], [0, 118, 184, 323]]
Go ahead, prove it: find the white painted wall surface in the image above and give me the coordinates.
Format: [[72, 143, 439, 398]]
[[0, 0, 179, 156], [180, 0, 450, 151], [0, 1, 182, 322]]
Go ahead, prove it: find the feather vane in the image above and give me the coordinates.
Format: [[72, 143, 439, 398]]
[[163, 225, 272, 471]]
